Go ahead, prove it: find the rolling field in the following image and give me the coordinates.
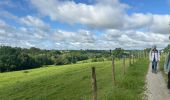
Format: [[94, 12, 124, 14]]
[[0, 59, 148, 100]]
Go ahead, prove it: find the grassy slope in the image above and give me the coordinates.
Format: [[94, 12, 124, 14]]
[[0, 59, 148, 100]]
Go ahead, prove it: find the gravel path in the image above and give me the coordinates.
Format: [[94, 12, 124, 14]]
[[145, 63, 170, 100]]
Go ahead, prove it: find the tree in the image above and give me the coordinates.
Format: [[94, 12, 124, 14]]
[[164, 44, 170, 53], [113, 48, 124, 58]]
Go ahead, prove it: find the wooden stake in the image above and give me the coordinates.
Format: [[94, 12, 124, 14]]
[[91, 67, 97, 100], [123, 56, 125, 75], [129, 53, 131, 66], [133, 54, 134, 64], [112, 57, 116, 84]]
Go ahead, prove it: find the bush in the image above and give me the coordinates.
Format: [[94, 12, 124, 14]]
[[92, 58, 97, 62], [97, 57, 104, 62]]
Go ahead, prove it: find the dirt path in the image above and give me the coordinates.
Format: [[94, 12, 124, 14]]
[[145, 63, 170, 100]]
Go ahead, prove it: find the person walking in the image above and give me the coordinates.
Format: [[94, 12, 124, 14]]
[[149, 45, 160, 73]]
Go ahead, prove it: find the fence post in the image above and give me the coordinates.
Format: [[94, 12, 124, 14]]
[[133, 53, 134, 64], [129, 52, 131, 66], [91, 67, 97, 100], [112, 57, 116, 84], [123, 56, 125, 75]]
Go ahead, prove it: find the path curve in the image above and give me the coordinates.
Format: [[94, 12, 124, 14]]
[[145, 63, 170, 100]]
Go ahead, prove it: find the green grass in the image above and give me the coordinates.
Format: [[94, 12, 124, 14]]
[[159, 54, 168, 81], [0, 58, 148, 100], [77, 59, 92, 64], [160, 54, 165, 72]]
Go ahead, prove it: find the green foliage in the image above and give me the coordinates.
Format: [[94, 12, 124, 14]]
[[0, 46, 144, 73], [159, 54, 165, 72], [97, 57, 104, 62], [164, 44, 170, 53], [113, 48, 124, 58], [0, 46, 20, 71], [92, 58, 97, 62], [144, 48, 151, 53], [106, 56, 112, 61], [0, 46, 90, 72]]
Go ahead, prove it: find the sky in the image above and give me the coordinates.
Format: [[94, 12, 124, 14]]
[[0, 0, 170, 50]]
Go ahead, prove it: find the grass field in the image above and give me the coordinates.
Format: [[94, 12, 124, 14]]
[[0, 58, 148, 100]]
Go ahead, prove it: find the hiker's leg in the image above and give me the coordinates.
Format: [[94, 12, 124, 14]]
[[152, 61, 156, 72], [152, 61, 154, 71], [153, 61, 156, 73], [155, 61, 157, 72]]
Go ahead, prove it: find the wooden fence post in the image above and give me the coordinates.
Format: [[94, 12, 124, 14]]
[[91, 67, 97, 100], [143, 50, 145, 58], [133, 53, 134, 64], [129, 53, 131, 66], [112, 57, 116, 84], [123, 56, 125, 75], [139, 51, 141, 59]]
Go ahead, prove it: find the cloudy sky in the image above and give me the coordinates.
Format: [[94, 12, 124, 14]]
[[0, 0, 170, 50]]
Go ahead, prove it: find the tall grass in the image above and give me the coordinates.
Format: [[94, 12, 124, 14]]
[[159, 53, 168, 81], [0, 59, 148, 100], [159, 53, 165, 71]]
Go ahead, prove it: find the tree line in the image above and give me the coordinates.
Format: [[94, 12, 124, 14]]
[[0, 46, 138, 72], [0, 46, 90, 72]]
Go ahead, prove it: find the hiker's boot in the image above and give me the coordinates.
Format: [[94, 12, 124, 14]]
[[154, 69, 157, 74]]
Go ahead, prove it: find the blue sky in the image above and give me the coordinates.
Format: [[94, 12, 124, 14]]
[[0, 0, 170, 50], [121, 0, 170, 14]]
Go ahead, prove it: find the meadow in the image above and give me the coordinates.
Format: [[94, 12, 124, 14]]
[[0, 58, 148, 100]]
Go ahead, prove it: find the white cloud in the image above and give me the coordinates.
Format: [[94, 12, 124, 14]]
[[149, 15, 170, 34], [0, 19, 51, 49], [30, 0, 128, 29], [102, 29, 169, 49], [0, 20, 7, 28], [0, 19, 169, 49], [20, 15, 49, 30], [53, 29, 95, 43], [124, 13, 153, 29], [30, 0, 170, 34], [0, 11, 50, 30], [0, 0, 170, 50]]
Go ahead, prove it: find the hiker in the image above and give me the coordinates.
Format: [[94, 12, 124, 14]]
[[149, 45, 160, 73], [164, 52, 170, 90]]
